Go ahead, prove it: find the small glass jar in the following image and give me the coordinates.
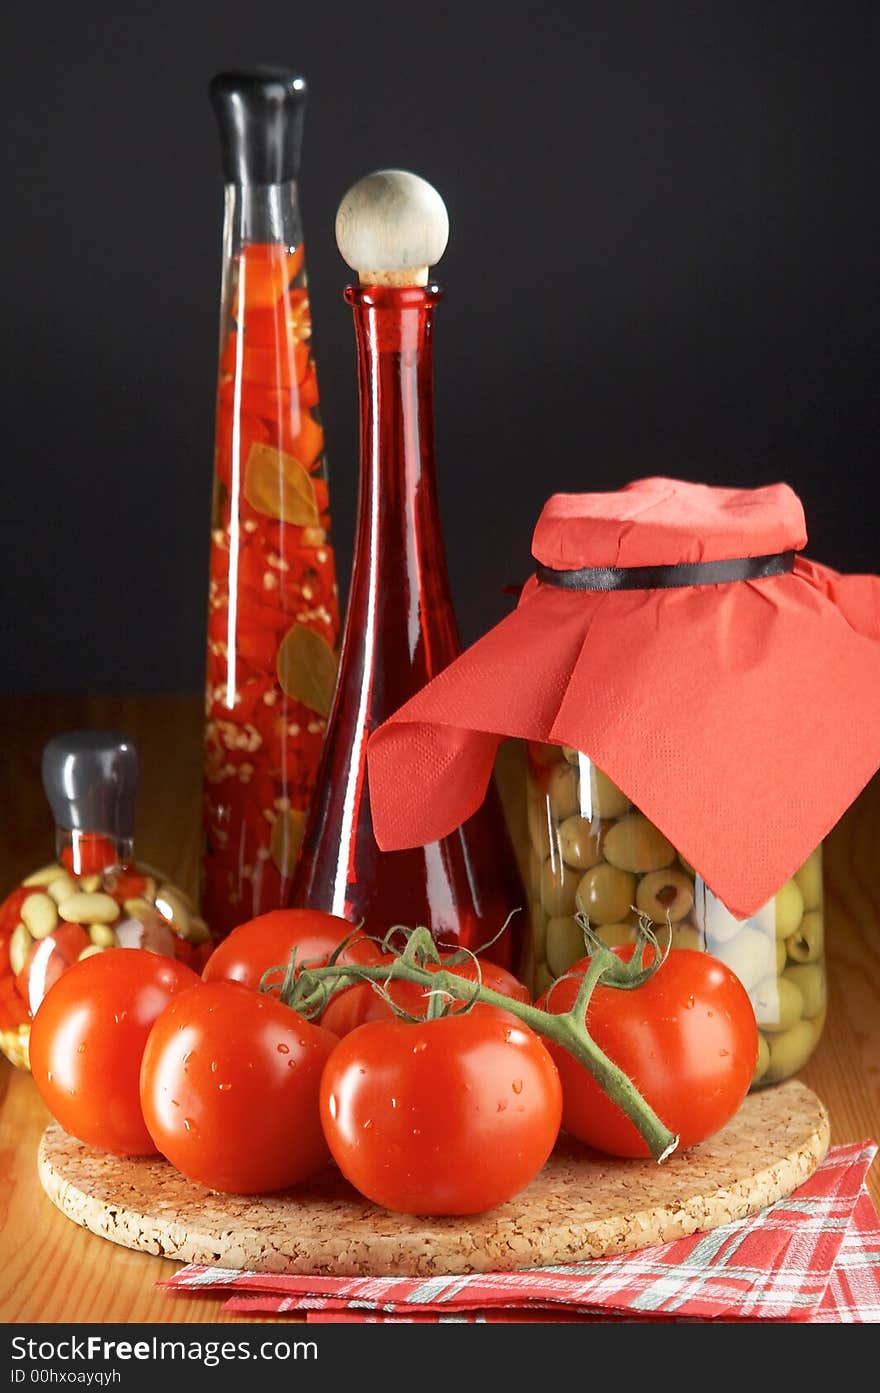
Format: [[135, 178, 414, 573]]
[[526, 741, 825, 1088], [0, 732, 214, 1071]]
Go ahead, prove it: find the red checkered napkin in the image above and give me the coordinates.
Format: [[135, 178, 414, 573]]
[[162, 1142, 879, 1323]]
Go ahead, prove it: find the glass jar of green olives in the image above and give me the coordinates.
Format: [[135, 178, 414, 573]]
[[526, 741, 825, 1088]]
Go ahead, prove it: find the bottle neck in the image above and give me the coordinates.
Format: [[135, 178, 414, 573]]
[[54, 828, 132, 877], [222, 179, 302, 251], [344, 284, 460, 699]]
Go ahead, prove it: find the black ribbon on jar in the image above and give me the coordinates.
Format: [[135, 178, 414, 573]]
[[534, 550, 796, 592]]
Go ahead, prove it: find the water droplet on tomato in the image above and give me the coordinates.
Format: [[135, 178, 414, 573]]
[[277, 1042, 290, 1054], [412, 1128, 421, 1137], [182, 1051, 192, 1065], [183, 1118, 193, 1132], [685, 995, 695, 1009], [327, 1094, 338, 1119], [412, 1040, 427, 1053], [210, 1060, 218, 1073], [497, 1100, 508, 1112], [171, 1098, 180, 1107], [362, 1119, 373, 1130], [512, 1079, 523, 1094], [390, 1097, 398, 1108], [218, 1082, 232, 1091]]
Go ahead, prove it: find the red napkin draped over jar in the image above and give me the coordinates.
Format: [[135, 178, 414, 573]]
[[367, 478, 880, 918]]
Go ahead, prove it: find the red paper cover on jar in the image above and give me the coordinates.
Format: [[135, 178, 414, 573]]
[[366, 478, 880, 918]]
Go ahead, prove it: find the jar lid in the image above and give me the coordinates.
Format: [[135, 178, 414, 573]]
[[367, 477, 880, 918], [533, 478, 807, 570]]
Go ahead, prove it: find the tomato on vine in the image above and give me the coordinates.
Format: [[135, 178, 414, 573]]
[[202, 908, 381, 993], [538, 946, 757, 1156], [140, 980, 338, 1193], [320, 952, 529, 1036], [320, 1008, 562, 1215]]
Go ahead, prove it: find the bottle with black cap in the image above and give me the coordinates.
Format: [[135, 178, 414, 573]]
[[0, 732, 212, 1071], [202, 71, 340, 939]]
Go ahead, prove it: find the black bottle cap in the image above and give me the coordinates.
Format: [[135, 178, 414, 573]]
[[210, 69, 307, 185], [41, 731, 139, 841]]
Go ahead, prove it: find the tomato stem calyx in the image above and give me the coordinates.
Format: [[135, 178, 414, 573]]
[[275, 918, 679, 1163]]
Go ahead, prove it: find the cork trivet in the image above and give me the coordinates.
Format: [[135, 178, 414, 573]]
[[38, 1080, 829, 1278]]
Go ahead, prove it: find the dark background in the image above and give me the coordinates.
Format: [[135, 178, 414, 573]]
[[2, 1, 878, 692]]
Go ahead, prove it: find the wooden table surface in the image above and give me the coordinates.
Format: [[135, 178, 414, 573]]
[[0, 693, 878, 1323]]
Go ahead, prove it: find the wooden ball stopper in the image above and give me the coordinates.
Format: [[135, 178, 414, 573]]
[[335, 169, 449, 287]]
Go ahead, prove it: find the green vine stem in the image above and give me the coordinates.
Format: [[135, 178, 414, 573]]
[[276, 918, 679, 1163]]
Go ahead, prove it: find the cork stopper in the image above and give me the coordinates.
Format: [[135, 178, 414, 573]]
[[335, 169, 449, 287]]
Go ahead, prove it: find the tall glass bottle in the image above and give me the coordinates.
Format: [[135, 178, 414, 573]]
[[291, 171, 524, 969], [202, 71, 340, 938]]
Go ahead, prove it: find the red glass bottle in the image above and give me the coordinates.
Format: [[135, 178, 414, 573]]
[[291, 173, 523, 967]]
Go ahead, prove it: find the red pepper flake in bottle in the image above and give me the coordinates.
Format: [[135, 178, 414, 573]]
[[202, 72, 340, 938]]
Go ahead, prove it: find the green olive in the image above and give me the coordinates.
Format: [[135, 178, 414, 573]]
[[794, 847, 823, 912], [540, 857, 581, 917], [635, 868, 694, 924], [585, 766, 631, 819], [603, 814, 675, 874], [527, 796, 553, 861], [775, 938, 787, 974], [786, 909, 824, 963], [546, 916, 589, 977], [557, 815, 604, 871], [711, 924, 776, 992], [783, 964, 826, 1019], [773, 878, 805, 941], [545, 762, 580, 821], [534, 962, 554, 998], [595, 921, 639, 947], [657, 921, 706, 953], [576, 863, 636, 925], [752, 1033, 770, 1086], [764, 1020, 816, 1082], [751, 974, 804, 1033]]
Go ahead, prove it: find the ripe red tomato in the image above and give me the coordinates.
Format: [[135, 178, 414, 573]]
[[321, 954, 530, 1037], [538, 947, 758, 1157], [201, 908, 381, 993], [140, 981, 338, 1193], [30, 949, 201, 1155], [320, 1010, 562, 1215]]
